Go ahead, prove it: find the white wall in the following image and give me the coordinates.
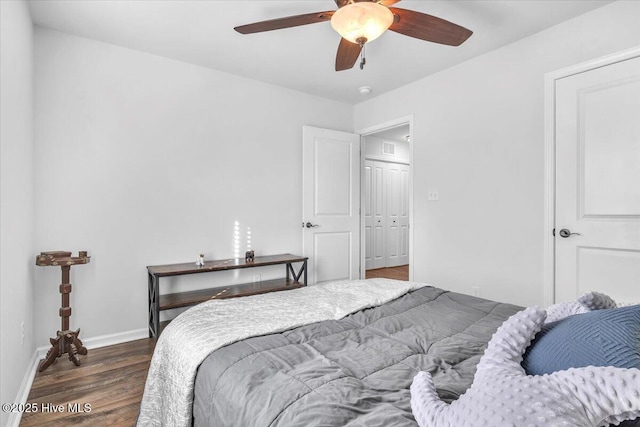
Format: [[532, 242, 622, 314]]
[[354, 1, 640, 307], [0, 1, 35, 425], [33, 28, 353, 343]]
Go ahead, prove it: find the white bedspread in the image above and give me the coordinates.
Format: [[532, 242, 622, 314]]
[[136, 278, 427, 427]]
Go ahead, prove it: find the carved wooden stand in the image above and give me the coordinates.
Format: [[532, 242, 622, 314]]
[[36, 251, 90, 372]]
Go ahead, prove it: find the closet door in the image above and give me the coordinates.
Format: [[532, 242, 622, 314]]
[[364, 161, 374, 270], [365, 160, 387, 270], [386, 163, 410, 267], [371, 161, 387, 269], [397, 163, 410, 266]]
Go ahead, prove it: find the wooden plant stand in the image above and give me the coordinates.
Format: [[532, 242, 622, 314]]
[[35, 251, 90, 372]]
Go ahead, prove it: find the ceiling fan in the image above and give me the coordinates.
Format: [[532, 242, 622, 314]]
[[234, 0, 472, 71]]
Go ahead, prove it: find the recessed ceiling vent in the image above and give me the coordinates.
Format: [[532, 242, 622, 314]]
[[382, 141, 395, 155]]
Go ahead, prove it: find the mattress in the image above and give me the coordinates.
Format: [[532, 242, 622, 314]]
[[193, 286, 522, 426]]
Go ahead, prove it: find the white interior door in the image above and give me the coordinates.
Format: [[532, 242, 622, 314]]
[[555, 55, 640, 303], [386, 162, 410, 267], [364, 161, 373, 270], [371, 161, 386, 269], [364, 160, 386, 270], [303, 126, 360, 284], [364, 160, 410, 269]]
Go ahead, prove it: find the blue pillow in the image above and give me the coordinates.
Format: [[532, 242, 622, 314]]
[[522, 305, 640, 375]]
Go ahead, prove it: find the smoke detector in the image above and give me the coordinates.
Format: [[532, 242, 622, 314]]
[[358, 86, 372, 95]]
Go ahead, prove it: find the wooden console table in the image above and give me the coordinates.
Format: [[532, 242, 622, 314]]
[[147, 253, 308, 337]]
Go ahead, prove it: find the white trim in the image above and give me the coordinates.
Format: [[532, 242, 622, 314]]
[[543, 72, 555, 308], [363, 155, 410, 165], [357, 115, 415, 281], [543, 46, 640, 307], [6, 351, 39, 427], [359, 136, 367, 278], [357, 115, 414, 137], [6, 327, 149, 427]]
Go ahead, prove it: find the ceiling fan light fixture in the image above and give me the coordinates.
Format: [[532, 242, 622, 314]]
[[330, 2, 394, 45]]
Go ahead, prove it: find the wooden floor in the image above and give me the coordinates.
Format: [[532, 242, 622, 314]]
[[365, 264, 409, 281], [20, 338, 155, 427], [20, 271, 408, 426]]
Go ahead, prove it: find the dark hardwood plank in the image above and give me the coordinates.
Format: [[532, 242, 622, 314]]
[[27, 362, 149, 403], [29, 349, 152, 389], [365, 265, 409, 281], [20, 338, 155, 427]]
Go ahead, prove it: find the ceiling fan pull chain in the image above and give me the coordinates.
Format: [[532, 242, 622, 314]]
[[360, 42, 366, 70]]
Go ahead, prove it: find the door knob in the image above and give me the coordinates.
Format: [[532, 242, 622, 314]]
[[558, 228, 581, 238], [304, 222, 320, 228]]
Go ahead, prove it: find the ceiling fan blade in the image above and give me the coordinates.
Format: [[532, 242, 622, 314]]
[[335, 38, 361, 71], [378, 0, 402, 6], [235, 11, 334, 34], [388, 7, 472, 46], [337, 0, 401, 5]]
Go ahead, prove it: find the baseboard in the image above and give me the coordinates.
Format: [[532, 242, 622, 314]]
[[6, 350, 39, 427], [7, 327, 149, 427]]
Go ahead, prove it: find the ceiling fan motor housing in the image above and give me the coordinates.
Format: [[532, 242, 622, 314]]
[[330, 2, 394, 44]]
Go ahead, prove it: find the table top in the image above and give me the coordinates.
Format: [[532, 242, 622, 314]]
[[147, 253, 307, 277], [36, 251, 90, 267]]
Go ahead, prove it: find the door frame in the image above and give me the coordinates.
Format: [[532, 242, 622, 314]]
[[356, 115, 414, 281], [542, 46, 640, 306]]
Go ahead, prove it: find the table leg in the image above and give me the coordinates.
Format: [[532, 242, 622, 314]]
[[148, 273, 160, 338], [303, 260, 307, 285], [38, 328, 86, 372]]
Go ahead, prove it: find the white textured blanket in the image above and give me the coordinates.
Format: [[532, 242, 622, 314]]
[[137, 278, 427, 427]]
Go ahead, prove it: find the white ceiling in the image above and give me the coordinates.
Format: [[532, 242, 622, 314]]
[[369, 124, 411, 142], [28, 0, 614, 105]]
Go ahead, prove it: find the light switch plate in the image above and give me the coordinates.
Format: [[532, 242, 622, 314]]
[[428, 190, 439, 201]]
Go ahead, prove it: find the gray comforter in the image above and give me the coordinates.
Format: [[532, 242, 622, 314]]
[[193, 286, 521, 426]]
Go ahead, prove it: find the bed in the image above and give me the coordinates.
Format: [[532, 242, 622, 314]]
[[137, 278, 640, 427], [191, 284, 519, 426], [137, 279, 521, 426]]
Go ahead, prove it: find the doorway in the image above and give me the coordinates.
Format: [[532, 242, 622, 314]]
[[360, 121, 412, 281], [301, 117, 414, 284]]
